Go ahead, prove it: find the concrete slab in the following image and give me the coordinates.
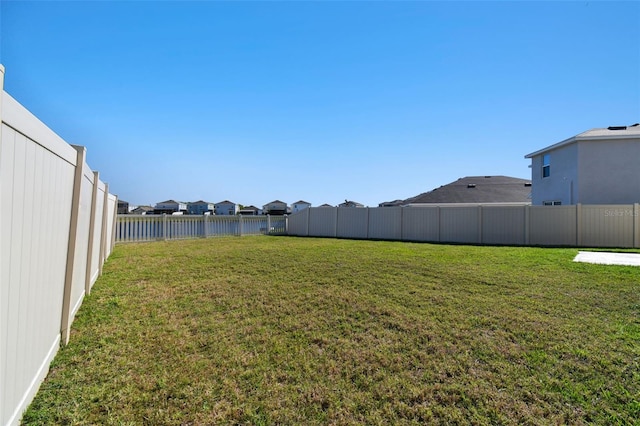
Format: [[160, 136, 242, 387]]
[[573, 251, 640, 266]]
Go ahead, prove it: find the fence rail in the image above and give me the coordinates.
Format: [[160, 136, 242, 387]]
[[288, 204, 640, 248], [116, 214, 287, 242]]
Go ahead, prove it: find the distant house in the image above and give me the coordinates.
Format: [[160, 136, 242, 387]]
[[292, 200, 311, 213], [187, 200, 214, 215], [117, 200, 129, 214], [318, 203, 334, 208], [263, 200, 289, 215], [131, 205, 154, 215], [401, 176, 531, 205], [214, 200, 238, 216], [525, 124, 640, 205], [339, 200, 365, 208], [154, 199, 187, 214], [378, 199, 404, 207], [239, 205, 262, 215]]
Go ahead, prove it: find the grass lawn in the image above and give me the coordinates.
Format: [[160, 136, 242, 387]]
[[22, 237, 640, 425]]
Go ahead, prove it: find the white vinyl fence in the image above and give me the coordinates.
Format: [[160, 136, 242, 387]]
[[288, 204, 640, 248], [1, 65, 117, 426], [116, 214, 287, 242]]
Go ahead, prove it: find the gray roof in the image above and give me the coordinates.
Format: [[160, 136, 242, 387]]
[[404, 176, 532, 204], [525, 124, 640, 158]]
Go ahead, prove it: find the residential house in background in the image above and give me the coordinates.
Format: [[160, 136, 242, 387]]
[[239, 205, 262, 215], [292, 200, 311, 213], [131, 205, 154, 215], [214, 200, 239, 215], [399, 176, 531, 205], [188, 200, 214, 215], [318, 203, 334, 208], [525, 124, 640, 205], [154, 199, 187, 214], [378, 199, 404, 207], [117, 200, 130, 214], [339, 200, 365, 208], [263, 200, 289, 215]]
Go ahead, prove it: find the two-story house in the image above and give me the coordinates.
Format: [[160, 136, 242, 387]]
[[187, 200, 215, 215], [238, 205, 262, 215], [154, 200, 187, 214], [214, 200, 239, 216], [525, 124, 640, 205], [263, 200, 289, 215], [117, 200, 130, 214], [291, 200, 311, 213]]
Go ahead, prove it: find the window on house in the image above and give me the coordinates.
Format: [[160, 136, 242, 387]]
[[543, 201, 562, 206], [542, 154, 550, 178]]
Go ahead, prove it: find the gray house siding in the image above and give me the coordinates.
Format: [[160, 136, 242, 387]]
[[530, 143, 578, 205], [578, 138, 640, 204]]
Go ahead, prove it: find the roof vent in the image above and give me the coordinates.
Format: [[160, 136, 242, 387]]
[[608, 126, 627, 130], [524, 183, 532, 187], [484, 176, 491, 178], [630, 123, 639, 127], [467, 184, 476, 188]]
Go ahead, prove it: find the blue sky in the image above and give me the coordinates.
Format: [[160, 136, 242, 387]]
[[1, 1, 638, 208]]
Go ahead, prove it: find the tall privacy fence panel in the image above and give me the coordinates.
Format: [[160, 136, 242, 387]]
[[0, 66, 117, 426], [116, 214, 288, 242], [288, 204, 640, 248]]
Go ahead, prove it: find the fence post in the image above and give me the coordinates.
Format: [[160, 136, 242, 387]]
[[84, 171, 100, 294], [366, 208, 370, 239], [0, 66, 4, 179], [0, 64, 4, 127], [437, 206, 442, 242], [576, 203, 582, 247], [399, 206, 404, 241], [203, 214, 208, 238], [635, 203, 639, 248], [305, 208, 310, 236], [478, 205, 483, 244], [99, 184, 109, 268], [162, 214, 168, 240], [60, 146, 86, 345], [524, 205, 530, 246], [239, 214, 244, 236], [110, 194, 117, 252], [267, 214, 271, 235]]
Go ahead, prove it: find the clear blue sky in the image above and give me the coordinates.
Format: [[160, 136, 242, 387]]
[[1, 1, 638, 208]]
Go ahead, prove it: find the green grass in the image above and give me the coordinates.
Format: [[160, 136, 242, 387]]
[[22, 237, 640, 425]]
